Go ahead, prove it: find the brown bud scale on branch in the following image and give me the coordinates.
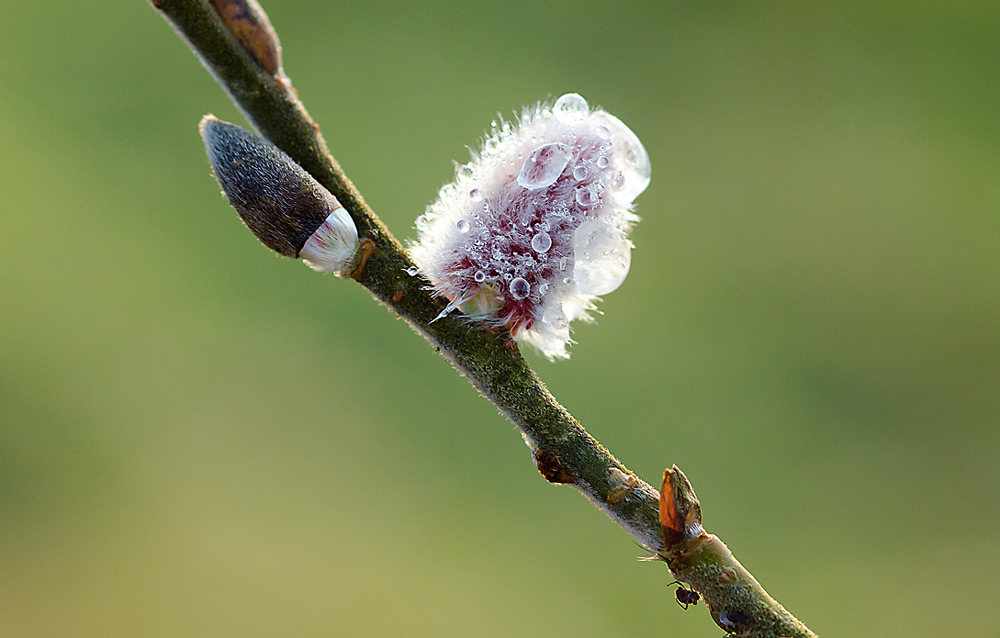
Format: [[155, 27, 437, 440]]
[[207, 0, 283, 77]]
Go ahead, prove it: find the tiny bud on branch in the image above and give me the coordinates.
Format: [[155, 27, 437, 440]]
[[658, 467, 818, 638], [659, 465, 704, 546], [207, 0, 283, 77]]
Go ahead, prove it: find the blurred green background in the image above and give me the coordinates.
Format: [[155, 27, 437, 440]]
[[2, 1, 998, 636]]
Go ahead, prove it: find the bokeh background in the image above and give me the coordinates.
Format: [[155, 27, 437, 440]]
[[2, 1, 998, 636]]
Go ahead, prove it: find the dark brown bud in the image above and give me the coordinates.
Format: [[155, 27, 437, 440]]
[[533, 449, 575, 484], [199, 115, 345, 257]]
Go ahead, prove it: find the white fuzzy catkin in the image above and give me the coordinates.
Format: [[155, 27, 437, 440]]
[[409, 93, 650, 360]]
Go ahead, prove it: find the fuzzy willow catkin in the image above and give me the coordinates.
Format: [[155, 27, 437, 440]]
[[409, 93, 650, 359]]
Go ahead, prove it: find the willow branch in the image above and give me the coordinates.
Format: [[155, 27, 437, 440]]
[[148, 1, 818, 636]]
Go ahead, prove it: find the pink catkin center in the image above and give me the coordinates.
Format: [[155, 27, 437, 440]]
[[438, 132, 612, 334]]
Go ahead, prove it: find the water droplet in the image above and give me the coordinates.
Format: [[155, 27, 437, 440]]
[[562, 277, 572, 285], [469, 188, 483, 202], [509, 277, 530, 299], [457, 165, 473, 180], [517, 142, 571, 190], [406, 266, 419, 276], [531, 231, 552, 253], [573, 165, 589, 181], [503, 272, 513, 281], [598, 113, 651, 202], [596, 124, 611, 139], [559, 257, 568, 271], [456, 219, 471, 233], [474, 270, 486, 283], [572, 219, 632, 295], [538, 282, 549, 295], [610, 173, 626, 190], [575, 185, 597, 207], [553, 93, 589, 125], [597, 156, 610, 169]]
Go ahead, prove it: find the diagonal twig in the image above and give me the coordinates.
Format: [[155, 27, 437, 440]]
[[148, 2, 818, 635]]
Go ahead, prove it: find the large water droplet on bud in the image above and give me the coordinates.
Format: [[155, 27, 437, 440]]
[[553, 93, 589, 125], [509, 277, 531, 299], [590, 112, 651, 203], [572, 219, 631, 296], [517, 142, 571, 190]]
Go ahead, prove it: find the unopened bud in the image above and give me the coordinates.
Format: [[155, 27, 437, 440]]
[[207, 0, 283, 77], [199, 115, 359, 275]]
